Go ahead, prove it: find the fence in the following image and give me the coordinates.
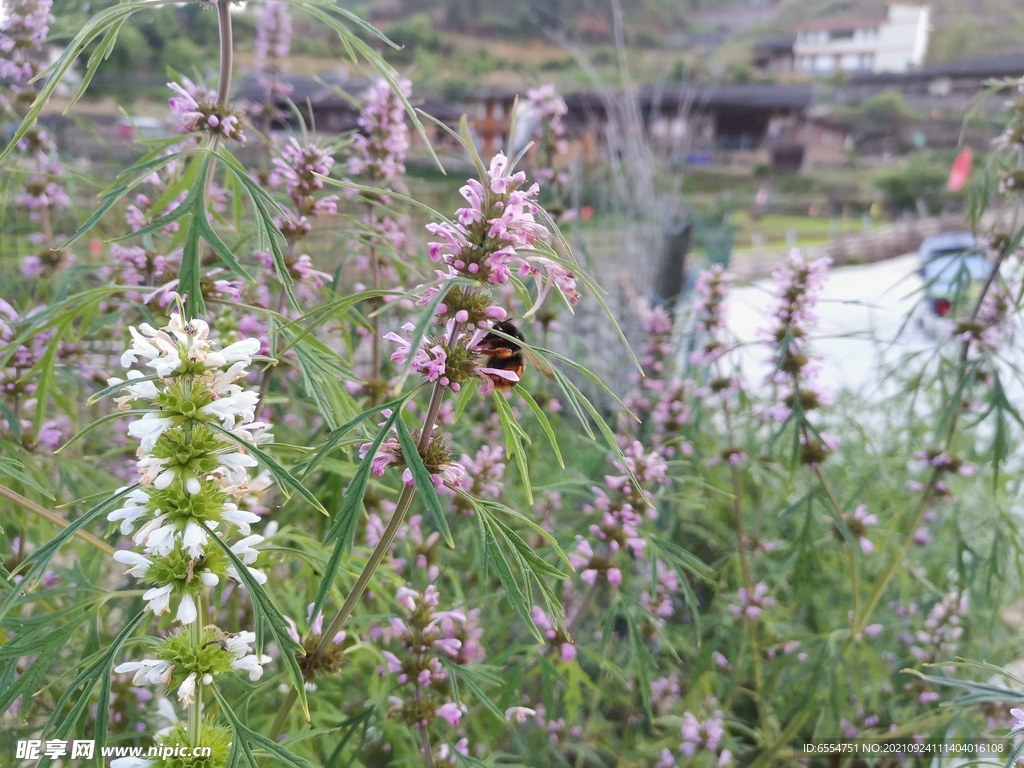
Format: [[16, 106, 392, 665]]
[[728, 213, 969, 280]]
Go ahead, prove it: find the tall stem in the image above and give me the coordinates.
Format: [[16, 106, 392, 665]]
[[367, 204, 383, 392], [415, 681, 437, 768], [0, 483, 115, 555], [216, 0, 233, 108], [188, 593, 204, 748], [267, 323, 463, 741]]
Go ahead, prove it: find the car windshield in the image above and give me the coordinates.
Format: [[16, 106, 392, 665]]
[[921, 254, 990, 286], [923, 246, 976, 261]]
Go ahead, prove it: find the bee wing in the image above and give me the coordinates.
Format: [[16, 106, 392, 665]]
[[521, 347, 556, 381]]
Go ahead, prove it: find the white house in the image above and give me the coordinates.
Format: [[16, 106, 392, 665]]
[[793, 3, 931, 75]]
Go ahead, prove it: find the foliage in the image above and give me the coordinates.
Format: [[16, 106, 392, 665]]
[[873, 153, 958, 214], [5, 4, 1024, 768]]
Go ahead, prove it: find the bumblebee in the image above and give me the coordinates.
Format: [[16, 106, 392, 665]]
[[478, 321, 552, 391], [479, 321, 526, 390]]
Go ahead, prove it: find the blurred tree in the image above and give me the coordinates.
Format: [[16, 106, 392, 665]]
[[874, 154, 958, 214]]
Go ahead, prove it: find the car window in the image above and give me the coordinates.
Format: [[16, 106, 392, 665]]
[[923, 247, 976, 261], [922, 254, 990, 284]]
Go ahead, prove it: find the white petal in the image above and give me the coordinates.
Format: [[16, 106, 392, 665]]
[[177, 592, 198, 625], [177, 672, 197, 707], [143, 584, 173, 615]]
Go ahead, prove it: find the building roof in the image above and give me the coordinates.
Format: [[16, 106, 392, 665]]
[[641, 83, 814, 110], [753, 35, 796, 54], [560, 83, 813, 118], [233, 72, 367, 107], [922, 54, 1024, 79], [795, 17, 885, 32], [848, 54, 1024, 84], [233, 73, 465, 124]]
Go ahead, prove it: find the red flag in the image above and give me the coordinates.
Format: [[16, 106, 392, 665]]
[[947, 148, 973, 192]]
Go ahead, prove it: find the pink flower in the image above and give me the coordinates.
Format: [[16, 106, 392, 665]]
[[436, 701, 466, 726]]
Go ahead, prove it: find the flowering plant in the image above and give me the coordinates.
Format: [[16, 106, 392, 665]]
[[4, 4, 1024, 767]]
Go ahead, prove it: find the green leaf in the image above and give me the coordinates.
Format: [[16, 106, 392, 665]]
[[180, 213, 206, 318], [548, 367, 643, 492], [477, 508, 545, 642], [442, 660, 506, 721], [0, 0, 168, 164], [209, 424, 328, 516], [297, 393, 415, 479], [492, 390, 533, 505], [515, 387, 564, 468], [308, 407, 404, 624], [111, 151, 210, 242], [204, 524, 310, 721], [0, 402, 22, 444], [0, 486, 135, 624], [0, 458, 56, 500], [55, 409, 154, 454], [285, 1, 440, 169], [451, 378, 478, 423], [197, 212, 254, 281], [395, 416, 454, 548], [477, 500, 573, 572], [62, 150, 197, 250], [213, 686, 315, 768], [39, 611, 147, 759]]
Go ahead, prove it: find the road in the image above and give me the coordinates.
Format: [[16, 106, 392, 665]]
[[723, 253, 940, 396]]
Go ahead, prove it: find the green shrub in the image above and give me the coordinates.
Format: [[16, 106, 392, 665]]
[[873, 154, 956, 214]]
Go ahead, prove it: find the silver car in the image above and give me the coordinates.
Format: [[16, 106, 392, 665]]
[[915, 233, 991, 336]]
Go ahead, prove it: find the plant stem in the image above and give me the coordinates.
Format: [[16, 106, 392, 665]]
[[253, 285, 288, 423], [731, 462, 769, 739], [731, 463, 753, 594], [188, 592, 203, 748], [0, 483, 115, 555], [848, 238, 1014, 637], [566, 574, 599, 634], [215, 0, 233, 108], [848, 544, 859, 620], [267, 323, 463, 741], [415, 682, 437, 768], [367, 204, 382, 395]]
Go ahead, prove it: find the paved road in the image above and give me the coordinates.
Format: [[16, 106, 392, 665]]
[[723, 254, 940, 396]]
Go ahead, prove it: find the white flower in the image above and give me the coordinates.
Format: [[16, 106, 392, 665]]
[[505, 706, 536, 723], [225, 630, 257, 657], [230, 421, 272, 444], [132, 513, 168, 549], [177, 592, 198, 625], [143, 584, 174, 615], [110, 370, 160, 408], [114, 658, 173, 686], [216, 452, 259, 486], [154, 468, 177, 490], [138, 521, 178, 556], [207, 338, 260, 368], [111, 757, 154, 768], [107, 489, 150, 535], [123, 320, 186, 375], [177, 672, 197, 707], [112, 550, 152, 578], [209, 361, 249, 394], [182, 521, 207, 558], [226, 565, 268, 585], [231, 534, 263, 563], [221, 504, 260, 535], [231, 652, 272, 681], [201, 390, 260, 429], [137, 456, 170, 486], [128, 414, 174, 452]]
